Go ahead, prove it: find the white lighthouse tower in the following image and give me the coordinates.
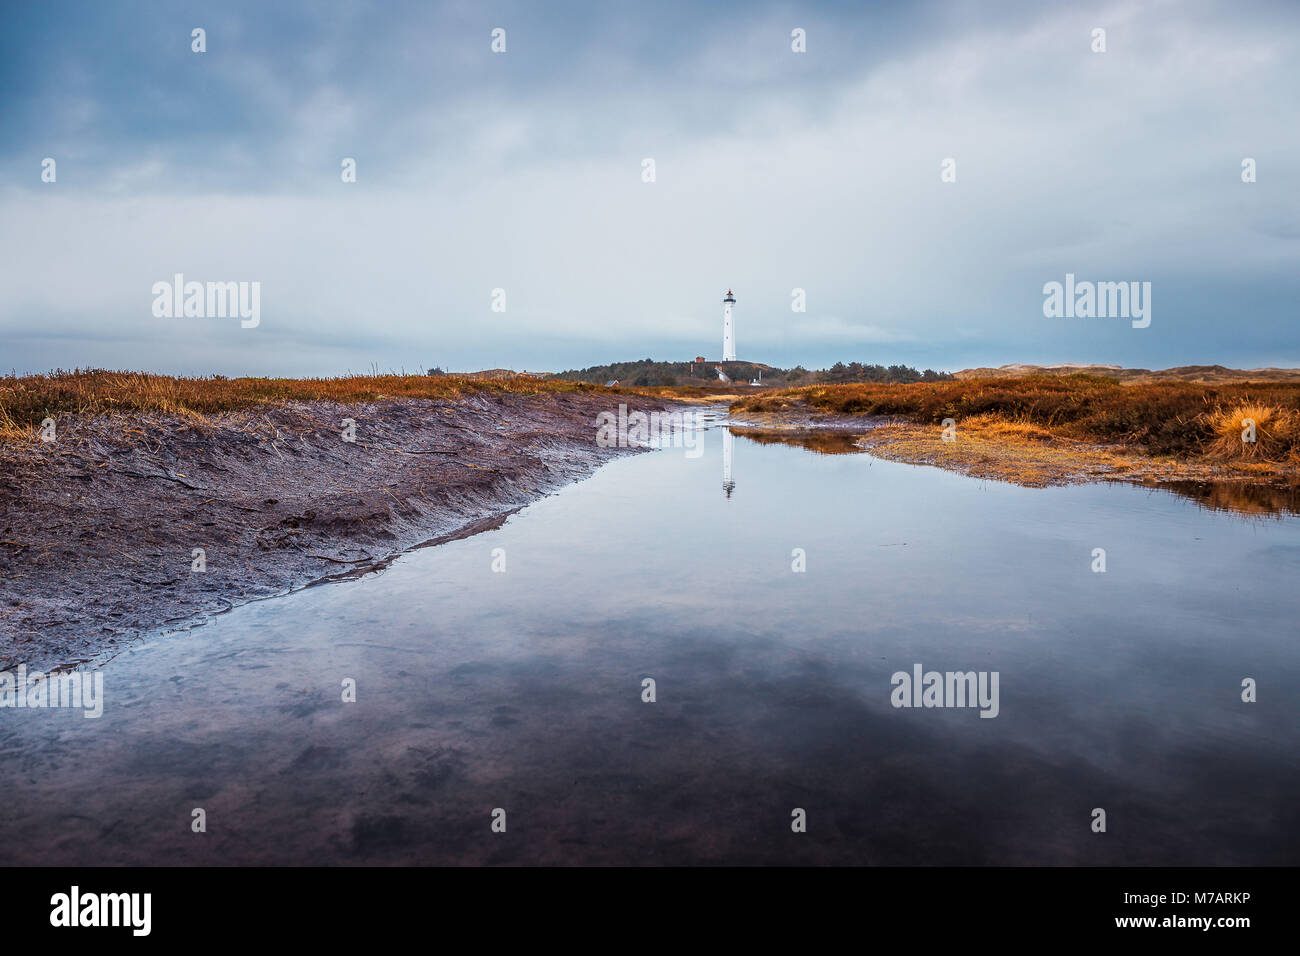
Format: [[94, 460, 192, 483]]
[[722, 289, 736, 362]]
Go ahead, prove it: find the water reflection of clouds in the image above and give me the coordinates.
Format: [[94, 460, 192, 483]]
[[2, 427, 1298, 865]]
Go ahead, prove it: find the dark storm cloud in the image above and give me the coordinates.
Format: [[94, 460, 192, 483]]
[[1, 0, 1298, 375]]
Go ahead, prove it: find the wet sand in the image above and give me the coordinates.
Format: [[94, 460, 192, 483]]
[[0, 392, 680, 671]]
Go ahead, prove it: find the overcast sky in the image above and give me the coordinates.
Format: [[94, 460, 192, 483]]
[[2, 0, 1297, 376]]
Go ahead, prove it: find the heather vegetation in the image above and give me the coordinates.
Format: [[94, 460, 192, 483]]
[[0, 369, 596, 440], [10, 368, 1300, 467], [732, 375, 1300, 461]]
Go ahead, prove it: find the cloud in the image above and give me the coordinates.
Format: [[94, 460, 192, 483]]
[[1, 0, 1298, 375]]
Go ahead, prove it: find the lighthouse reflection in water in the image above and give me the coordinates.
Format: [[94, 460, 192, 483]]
[[722, 427, 735, 498]]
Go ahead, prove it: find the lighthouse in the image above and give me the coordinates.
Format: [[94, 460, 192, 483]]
[[722, 289, 736, 362]]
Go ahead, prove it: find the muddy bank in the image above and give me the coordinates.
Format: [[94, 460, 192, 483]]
[[0, 392, 680, 670]]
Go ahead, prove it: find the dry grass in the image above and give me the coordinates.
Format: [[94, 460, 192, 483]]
[[0, 405, 30, 443], [957, 412, 1061, 444], [1205, 404, 1298, 460], [855, 416, 1139, 486], [0, 369, 604, 441], [617, 384, 747, 403], [732, 376, 1300, 462]]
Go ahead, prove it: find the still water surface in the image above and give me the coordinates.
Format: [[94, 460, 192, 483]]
[[2, 420, 1298, 864]]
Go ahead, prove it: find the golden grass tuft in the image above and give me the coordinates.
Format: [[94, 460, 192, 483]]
[[1205, 404, 1297, 460], [0, 405, 32, 443], [960, 412, 1061, 444]]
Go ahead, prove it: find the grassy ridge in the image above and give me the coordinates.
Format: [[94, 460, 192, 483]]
[[11, 370, 1300, 463], [731, 375, 1300, 460], [0, 369, 601, 440]]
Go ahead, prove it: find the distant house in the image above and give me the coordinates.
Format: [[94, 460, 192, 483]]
[[605, 379, 619, 387]]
